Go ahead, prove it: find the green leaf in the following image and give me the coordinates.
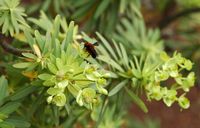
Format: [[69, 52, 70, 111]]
[[5, 117, 31, 128], [43, 79, 56, 87], [47, 63, 58, 74], [47, 87, 63, 95], [0, 102, 21, 115], [71, 1, 95, 19], [125, 87, 148, 113], [10, 85, 38, 101], [43, 32, 51, 54], [2, 14, 9, 34], [28, 11, 52, 31], [11, 10, 19, 34], [62, 21, 74, 50], [56, 58, 63, 70], [0, 113, 8, 121], [13, 62, 32, 69], [0, 121, 14, 128], [108, 79, 128, 96], [22, 53, 37, 59], [24, 29, 35, 49], [112, 40, 122, 60], [52, 15, 61, 38], [35, 30, 45, 51], [54, 39, 61, 57], [38, 73, 53, 80], [97, 55, 124, 72], [119, 43, 129, 69], [0, 76, 8, 102], [96, 32, 118, 61], [94, 0, 110, 19], [81, 32, 97, 44]]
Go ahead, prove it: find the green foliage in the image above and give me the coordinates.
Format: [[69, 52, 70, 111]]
[[26, 0, 74, 17], [0, 0, 28, 36], [127, 117, 160, 128], [0, 0, 197, 127], [177, 0, 200, 8], [93, 106, 124, 128], [13, 16, 109, 109], [0, 76, 8, 102], [96, 32, 194, 110], [0, 76, 31, 128], [114, 17, 164, 58]]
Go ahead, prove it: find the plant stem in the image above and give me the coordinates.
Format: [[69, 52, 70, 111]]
[[0, 33, 32, 56]]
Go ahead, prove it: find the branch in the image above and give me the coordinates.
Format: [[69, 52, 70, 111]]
[[0, 34, 32, 56], [159, 7, 200, 29]]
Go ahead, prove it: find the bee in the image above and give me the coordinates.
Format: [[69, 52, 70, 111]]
[[84, 42, 98, 58]]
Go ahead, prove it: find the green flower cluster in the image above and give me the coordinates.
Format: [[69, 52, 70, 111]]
[[11, 13, 110, 109], [145, 52, 195, 109], [37, 44, 109, 108], [0, 0, 28, 36]]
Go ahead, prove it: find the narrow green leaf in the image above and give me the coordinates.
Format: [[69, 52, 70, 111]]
[[130, 2, 142, 18], [96, 32, 118, 61], [22, 53, 37, 59], [125, 87, 148, 113], [24, 29, 35, 49], [10, 10, 19, 34], [56, 58, 63, 70], [38, 73, 53, 80], [0, 76, 8, 102], [43, 32, 51, 54], [28, 12, 52, 31], [119, 0, 127, 14], [98, 55, 124, 72], [81, 32, 97, 44], [47, 63, 58, 74], [0, 13, 7, 26], [119, 43, 129, 69], [10, 86, 38, 101], [62, 21, 74, 50], [5, 117, 31, 128], [41, 0, 51, 11], [54, 39, 61, 57], [13, 62, 32, 69], [134, 56, 141, 73], [2, 15, 9, 34], [35, 30, 45, 51], [97, 45, 111, 59], [0, 121, 14, 128], [53, 15, 61, 38], [112, 40, 122, 59], [71, 1, 95, 19], [108, 80, 128, 96], [0, 102, 21, 115], [29, 88, 45, 116], [94, 0, 110, 19]]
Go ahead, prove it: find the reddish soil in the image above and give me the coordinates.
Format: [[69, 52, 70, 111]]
[[130, 86, 200, 128]]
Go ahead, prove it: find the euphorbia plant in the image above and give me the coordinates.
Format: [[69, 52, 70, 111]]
[[0, 0, 196, 127]]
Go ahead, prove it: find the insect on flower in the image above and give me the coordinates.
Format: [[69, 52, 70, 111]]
[[84, 42, 98, 58]]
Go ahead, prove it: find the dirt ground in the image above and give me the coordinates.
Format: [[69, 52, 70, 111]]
[[130, 86, 200, 128]]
